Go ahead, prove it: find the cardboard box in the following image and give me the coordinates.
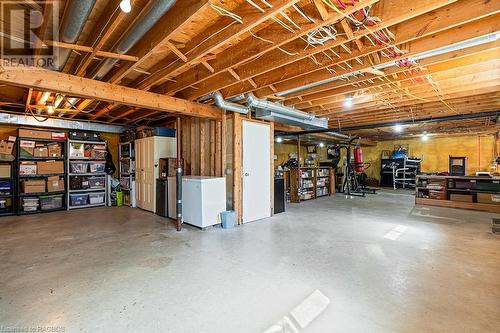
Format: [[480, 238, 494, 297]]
[[47, 143, 62, 157], [477, 193, 500, 205], [51, 132, 66, 140], [0, 165, 11, 177], [450, 194, 473, 202], [37, 161, 64, 174], [34, 147, 49, 157], [47, 176, 64, 192], [19, 128, 52, 139], [19, 162, 37, 175], [19, 140, 36, 157], [0, 154, 15, 162], [0, 141, 14, 155], [22, 179, 46, 193], [429, 190, 446, 200]]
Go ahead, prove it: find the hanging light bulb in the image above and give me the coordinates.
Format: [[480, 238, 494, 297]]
[[120, 0, 132, 13], [47, 105, 55, 114]]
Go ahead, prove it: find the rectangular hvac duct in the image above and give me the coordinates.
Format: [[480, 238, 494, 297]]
[[0, 112, 126, 133], [254, 110, 328, 129]]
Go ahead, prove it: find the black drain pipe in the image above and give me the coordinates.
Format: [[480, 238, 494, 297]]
[[176, 117, 183, 231], [339, 111, 500, 131], [277, 111, 499, 135]]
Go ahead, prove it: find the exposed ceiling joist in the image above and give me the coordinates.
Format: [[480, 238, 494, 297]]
[[0, 65, 222, 119]]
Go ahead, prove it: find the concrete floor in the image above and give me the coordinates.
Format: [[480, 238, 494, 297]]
[[1, 190, 499, 332]]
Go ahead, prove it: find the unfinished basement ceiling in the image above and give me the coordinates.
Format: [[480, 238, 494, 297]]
[[0, 0, 498, 138]]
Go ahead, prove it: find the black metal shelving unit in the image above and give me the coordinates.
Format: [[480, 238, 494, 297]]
[[16, 132, 68, 215], [0, 159, 16, 216], [119, 141, 135, 207]]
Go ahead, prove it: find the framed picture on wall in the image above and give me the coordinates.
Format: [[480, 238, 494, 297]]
[[307, 145, 317, 154]]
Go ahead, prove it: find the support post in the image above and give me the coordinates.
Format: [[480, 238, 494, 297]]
[[176, 117, 183, 231]]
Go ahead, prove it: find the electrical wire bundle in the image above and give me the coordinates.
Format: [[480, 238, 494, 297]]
[[322, 0, 406, 59], [306, 24, 339, 45]]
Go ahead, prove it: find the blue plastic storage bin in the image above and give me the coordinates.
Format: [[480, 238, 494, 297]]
[[220, 210, 236, 229], [153, 127, 176, 137]]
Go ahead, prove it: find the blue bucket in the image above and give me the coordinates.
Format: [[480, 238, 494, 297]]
[[220, 210, 236, 229]]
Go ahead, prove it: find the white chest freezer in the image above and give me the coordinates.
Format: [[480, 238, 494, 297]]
[[182, 176, 226, 228]]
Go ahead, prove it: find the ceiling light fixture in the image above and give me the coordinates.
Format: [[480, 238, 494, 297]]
[[394, 124, 403, 133], [344, 94, 353, 108], [120, 0, 132, 13], [47, 105, 55, 114], [319, 142, 325, 147], [275, 137, 283, 143], [421, 132, 429, 141]]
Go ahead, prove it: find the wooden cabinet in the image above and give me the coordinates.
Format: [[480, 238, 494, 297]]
[[135, 136, 176, 212], [415, 175, 500, 213]]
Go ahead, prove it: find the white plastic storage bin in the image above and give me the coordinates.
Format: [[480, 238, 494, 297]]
[[89, 162, 105, 173], [70, 193, 88, 206], [70, 162, 89, 174], [88, 192, 105, 205]]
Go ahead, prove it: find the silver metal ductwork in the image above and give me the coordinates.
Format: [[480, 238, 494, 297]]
[[246, 94, 329, 129], [52, 0, 97, 71], [211, 92, 328, 129], [94, 0, 177, 79], [254, 109, 329, 129], [246, 94, 314, 120], [0, 112, 126, 133], [212, 92, 249, 114]]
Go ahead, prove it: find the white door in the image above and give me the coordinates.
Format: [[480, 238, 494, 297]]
[[242, 121, 271, 223]]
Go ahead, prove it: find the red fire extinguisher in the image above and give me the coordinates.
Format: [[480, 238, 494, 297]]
[[353, 145, 364, 173]]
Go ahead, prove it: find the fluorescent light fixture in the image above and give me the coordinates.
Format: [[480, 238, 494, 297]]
[[120, 0, 131, 13], [394, 124, 403, 133], [47, 105, 55, 114], [275, 137, 283, 143]]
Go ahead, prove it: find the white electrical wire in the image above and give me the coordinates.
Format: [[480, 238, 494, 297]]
[[210, 4, 243, 24], [246, 0, 264, 13], [306, 25, 338, 45], [249, 30, 274, 44], [293, 4, 315, 23]]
